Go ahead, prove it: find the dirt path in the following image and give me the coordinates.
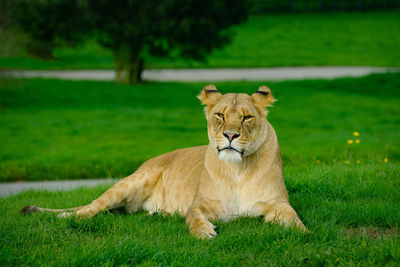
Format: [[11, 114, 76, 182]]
[[0, 179, 117, 197], [2, 66, 398, 82]]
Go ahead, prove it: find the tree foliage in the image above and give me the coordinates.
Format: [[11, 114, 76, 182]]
[[6, 0, 248, 83], [89, 0, 248, 83], [8, 0, 90, 58]]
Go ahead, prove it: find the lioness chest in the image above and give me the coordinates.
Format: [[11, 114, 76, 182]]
[[137, 146, 270, 220], [214, 175, 267, 222]]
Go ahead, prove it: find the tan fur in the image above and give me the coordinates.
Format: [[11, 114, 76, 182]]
[[22, 85, 306, 239]]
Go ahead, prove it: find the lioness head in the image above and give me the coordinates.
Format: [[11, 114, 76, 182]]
[[198, 85, 276, 163]]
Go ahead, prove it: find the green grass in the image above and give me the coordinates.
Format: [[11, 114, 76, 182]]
[[1, 73, 399, 182], [1, 11, 400, 70], [0, 163, 399, 265], [0, 73, 399, 265]]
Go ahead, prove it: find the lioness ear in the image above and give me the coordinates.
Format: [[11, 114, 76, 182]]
[[251, 86, 276, 109], [197, 84, 222, 107]]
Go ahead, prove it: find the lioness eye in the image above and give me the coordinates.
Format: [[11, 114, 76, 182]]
[[215, 113, 224, 120], [243, 115, 253, 122]]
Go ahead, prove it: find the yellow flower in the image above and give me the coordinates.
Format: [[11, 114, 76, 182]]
[[353, 132, 360, 137], [345, 160, 350, 164], [356, 160, 360, 164], [355, 139, 360, 144], [384, 158, 389, 163], [347, 139, 354, 144]]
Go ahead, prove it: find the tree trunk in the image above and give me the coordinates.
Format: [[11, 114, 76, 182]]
[[26, 39, 54, 59], [114, 46, 144, 84]]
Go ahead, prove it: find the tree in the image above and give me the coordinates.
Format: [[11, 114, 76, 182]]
[[88, 0, 248, 83], [9, 0, 90, 58], [7, 0, 247, 83]]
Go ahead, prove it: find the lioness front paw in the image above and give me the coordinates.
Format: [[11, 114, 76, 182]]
[[265, 210, 308, 232], [190, 220, 217, 239]]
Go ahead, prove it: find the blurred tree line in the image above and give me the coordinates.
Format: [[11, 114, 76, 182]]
[[1, 0, 248, 83], [249, 0, 400, 13]]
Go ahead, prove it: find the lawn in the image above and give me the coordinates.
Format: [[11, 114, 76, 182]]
[[1, 11, 400, 70], [0, 164, 399, 265], [0, 73, 399, 265], [1, 73, 399, 181]]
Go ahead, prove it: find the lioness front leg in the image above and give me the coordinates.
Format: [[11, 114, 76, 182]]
[[256, 200, 307, 231], [186, 200, 219, 239]]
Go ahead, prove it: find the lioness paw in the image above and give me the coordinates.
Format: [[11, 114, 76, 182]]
[[265, 211, 308, 232], [190, 220, 217, 239]]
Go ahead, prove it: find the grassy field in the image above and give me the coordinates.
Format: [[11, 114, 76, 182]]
[[1, 73, 399, 182], [0, 162, 399, 265], [1, 11, 400, 70], [0, 163, 400, 266], [0, 73, 399, 265]]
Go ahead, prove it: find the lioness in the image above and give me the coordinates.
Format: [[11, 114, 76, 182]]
[[22, 85, 306, 238]]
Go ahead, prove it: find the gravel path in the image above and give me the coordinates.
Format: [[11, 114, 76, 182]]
[[2, 66, 398, 82], [0, 179, 118, 197]]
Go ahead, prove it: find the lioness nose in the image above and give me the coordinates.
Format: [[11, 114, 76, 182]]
[[223, 131, 240, 142]]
